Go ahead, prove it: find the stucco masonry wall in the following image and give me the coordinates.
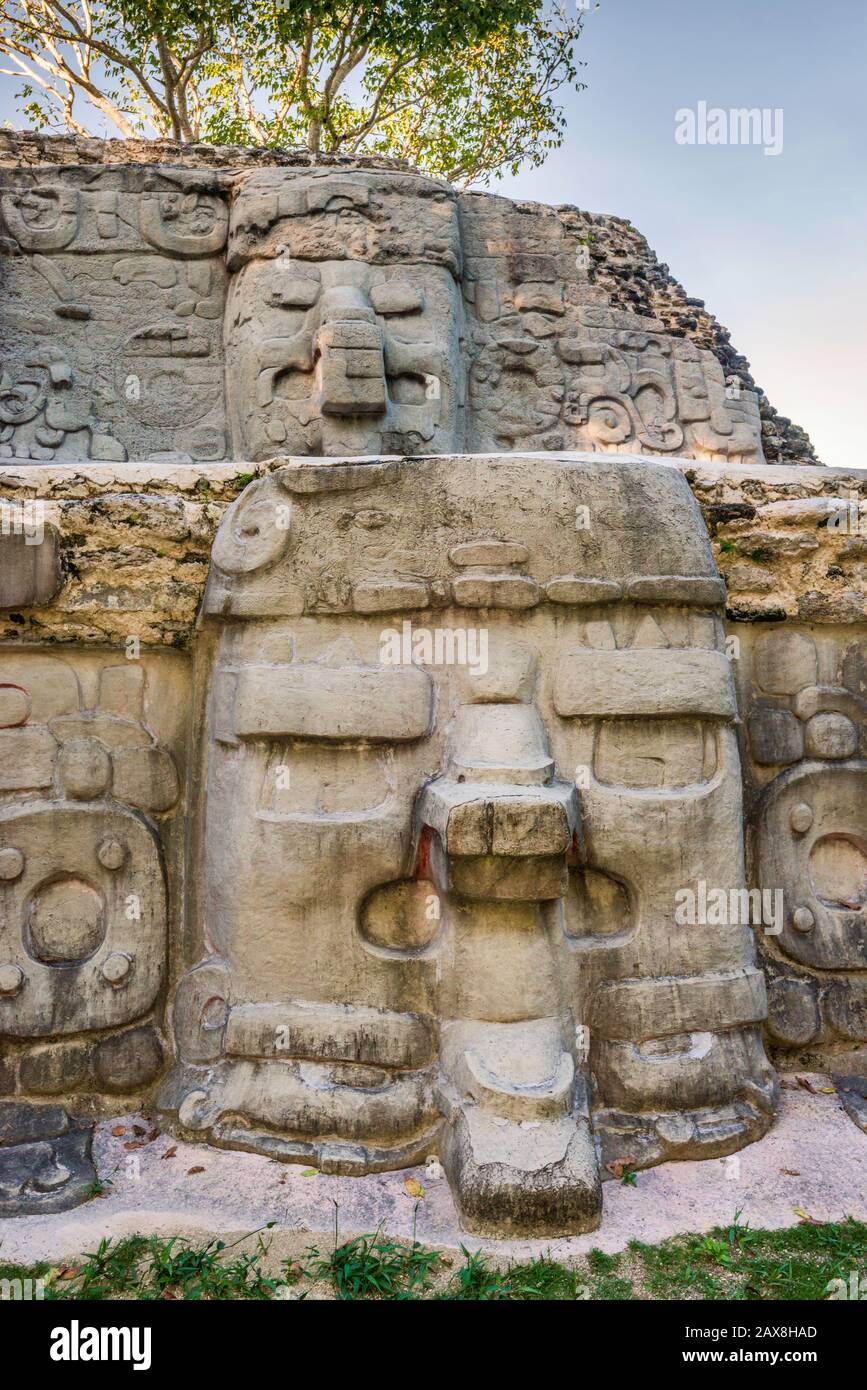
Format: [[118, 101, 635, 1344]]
[[0, 459, 861, 649]]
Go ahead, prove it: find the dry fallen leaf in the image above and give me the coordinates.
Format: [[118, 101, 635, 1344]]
[[132, 1123, 147, 1136], [123, 1140, 146, 1151], [793, 1205, 824, 1226], [111, 1125, 127, 1137], [403, 1176, 425, 1199], [796, 1076, 818, 1094], [58, 1267, 78, 1280], [605, 1157, 636, 1180], [161, 1146, 177, 1160], [186, 1165, 205, 1175], [780, 1168, 801, 1176]]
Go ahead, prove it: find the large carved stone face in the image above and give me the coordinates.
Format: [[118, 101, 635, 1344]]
[[226, 257, 462, 458], [224, 170, 464, 459], [161, 453, 775, 1235]]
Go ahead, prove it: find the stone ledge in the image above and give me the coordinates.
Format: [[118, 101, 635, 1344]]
[[0, 1080, 860, 1258], [0, 455, 863, 646], [0, 130, 414, 172]]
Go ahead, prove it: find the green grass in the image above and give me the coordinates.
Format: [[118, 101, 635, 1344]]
[[1, 1227, 284, 1302], [303, 1204, 441, 1300], [82, 1175, 113, 1201], [628, 1211, 867, 1302], [2, 1216, 864, 1301]]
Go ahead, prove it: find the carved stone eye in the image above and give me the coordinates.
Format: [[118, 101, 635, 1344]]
[[267, 276, 320, 309], [389, 373, 428, 404], [369, 281, 425, 315]]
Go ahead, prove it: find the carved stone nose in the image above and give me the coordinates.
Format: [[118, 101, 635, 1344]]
[[316, 287, 387, 417], [416, 704, 580, 902], [418, 782, 578, 901]]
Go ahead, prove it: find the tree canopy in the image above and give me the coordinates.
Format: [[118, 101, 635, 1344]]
[[1, 0, 585, 185]]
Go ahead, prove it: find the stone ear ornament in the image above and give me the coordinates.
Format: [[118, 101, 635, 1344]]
[[1, 185, 79, 251], [139, 188, 229, 257], [211, 478, 292, 575]]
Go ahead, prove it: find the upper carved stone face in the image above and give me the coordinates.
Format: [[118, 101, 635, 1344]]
[[225, 170, 464, 459], [226, 256, 463, 459]]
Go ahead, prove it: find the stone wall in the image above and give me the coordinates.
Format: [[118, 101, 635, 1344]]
[[0, 131, 817, 466], [0, 135, 860, 1230], [2, 453, 865, 1224], [1, 458, 861, 645]]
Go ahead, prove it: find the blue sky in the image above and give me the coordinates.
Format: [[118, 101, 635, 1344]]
[[1, 0, 864, 465], [494, 0, 866, 468]]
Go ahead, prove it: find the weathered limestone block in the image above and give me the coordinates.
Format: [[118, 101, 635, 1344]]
[[0, 525, 60, 608], [0, 1100, 94, 1215], [690, 464, 867, 623]]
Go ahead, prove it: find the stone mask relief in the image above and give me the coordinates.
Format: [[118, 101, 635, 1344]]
[[158, 455, 776, 1235], [1, 162, 768, 468], [226, 256, 462, 459], [223, 170, 464, 460]]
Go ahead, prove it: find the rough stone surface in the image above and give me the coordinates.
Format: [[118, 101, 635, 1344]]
[[832, 1075, 867, 1133], [689, 465, 867, 623], [0, 527, 60, 608], [0, 461, 859, 649], [0, 1101, 95, 1215], [0, 1082, 862, 1258], [0, 132, 819, 470]]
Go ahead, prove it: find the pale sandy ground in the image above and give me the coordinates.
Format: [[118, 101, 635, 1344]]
[[1, 1074, 864, 1269]]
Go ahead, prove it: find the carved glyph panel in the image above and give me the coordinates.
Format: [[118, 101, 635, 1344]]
[[0, 168, 228, 463]]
